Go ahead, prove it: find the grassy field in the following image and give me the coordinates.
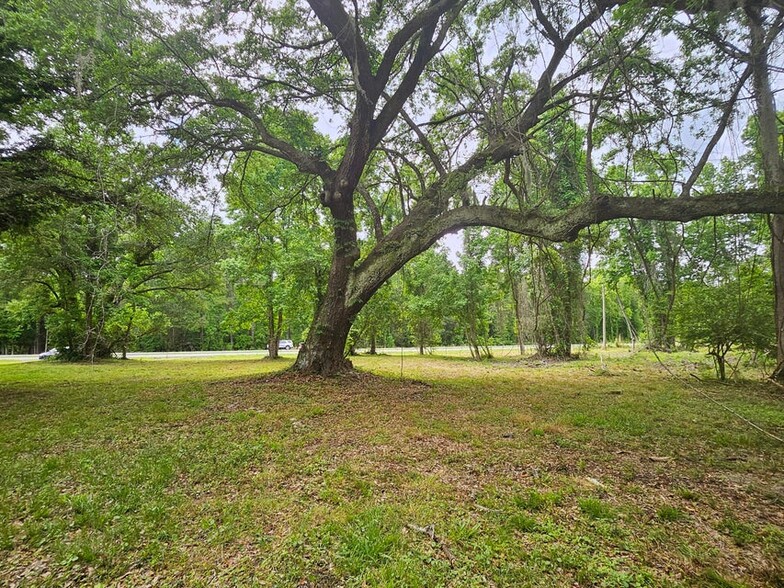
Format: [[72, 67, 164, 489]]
[[0, 350, 782, 587]]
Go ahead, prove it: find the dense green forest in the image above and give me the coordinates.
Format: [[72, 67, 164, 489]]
[[1, 0, 782, 379]]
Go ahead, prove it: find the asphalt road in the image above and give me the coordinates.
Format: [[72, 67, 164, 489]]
[[0, 349, 294, 363], [0, 345, 530, 363]]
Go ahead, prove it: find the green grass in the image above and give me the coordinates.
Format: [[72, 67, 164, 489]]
[[656, 505, 685, 523], [578, 497, 616, 520], [718, 517, 758, 547], [0, 350, 783, 586]]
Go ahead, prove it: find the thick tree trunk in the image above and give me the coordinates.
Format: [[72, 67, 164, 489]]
[[369, 327, 377, 355], [292, 197, 360, 375], [292, 288, 354, 373], [649, 306, 674, 351], [558, 242, 583, 357]]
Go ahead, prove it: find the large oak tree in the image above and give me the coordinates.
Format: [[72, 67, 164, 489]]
[[74, 0, 784, 374]]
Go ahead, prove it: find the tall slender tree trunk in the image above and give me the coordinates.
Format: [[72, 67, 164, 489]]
[[121, 315, 133, 360], [715, 353, 727, 381], [617, 292, 636, 351], [84, 290, 97, 361], [562, 242, 583, 357], [747, 7, 784, 380], [267, 302, 280, 359], [511, 278, 527, 355], [771, 217, 784, 378], [35, 316, 46, 355]]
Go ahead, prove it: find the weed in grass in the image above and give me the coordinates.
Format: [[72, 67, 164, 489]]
[[676, 487, 700, 501], [578, 498, 615, 520], [56, 530, 101, 568], [321, 466, 374, 505], [334, 506, 403, 575], [656, 505, 685, 522], [625, 483, 645, 495], [718, 517, 757, 547], [576, 563, 657, 588], [679, 542, 720, 568], [698, 568, 748, 588], [621, 464, 638, 482], [512, 489, 561, 511], [567, 412, 590, 427], [68, 493, 106, 530], [762, 525, 784, 559], [447, 518, 480, 544], [0, 523, 13, 551], [506, 512, 540, 533], [553, 436, 578, 449], [372, 555, 448, 588], [760, 565, 784, 588]]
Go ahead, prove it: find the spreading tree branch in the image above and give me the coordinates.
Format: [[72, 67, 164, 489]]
[[349, 190, 784, 309]]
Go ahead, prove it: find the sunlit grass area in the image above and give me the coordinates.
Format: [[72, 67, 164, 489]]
[[1, 351, 782, 586]]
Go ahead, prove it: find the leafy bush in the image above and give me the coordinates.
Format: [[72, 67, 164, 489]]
[[673, 264, 773, 380]]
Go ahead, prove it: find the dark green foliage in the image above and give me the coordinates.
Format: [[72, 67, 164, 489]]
[[673, 263, 774, 380], [0, 135, 216, 359], [0, 138, 99, 232]]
